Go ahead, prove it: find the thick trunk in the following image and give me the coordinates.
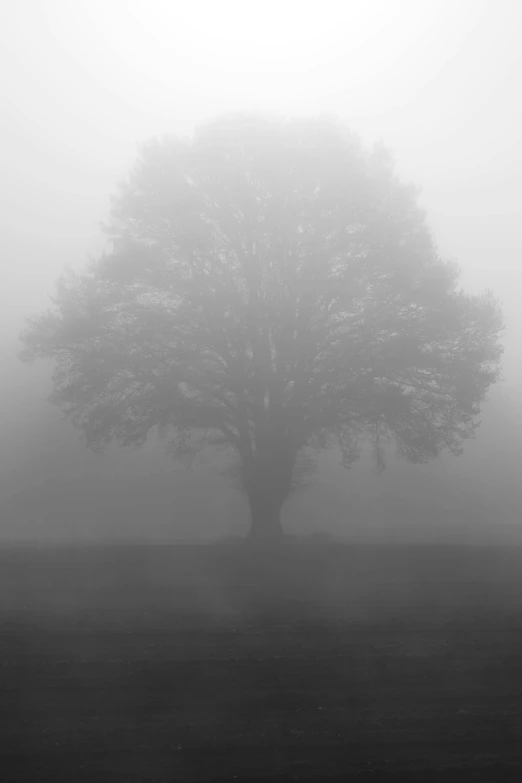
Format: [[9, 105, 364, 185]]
[[240, 427, 298, 542], [247, 490, 285, 541]]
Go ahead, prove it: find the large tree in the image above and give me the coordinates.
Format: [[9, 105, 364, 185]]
[[21, 114, 503, 540]]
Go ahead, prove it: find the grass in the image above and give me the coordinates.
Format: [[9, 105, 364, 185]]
[[2, 539, 522, 781]]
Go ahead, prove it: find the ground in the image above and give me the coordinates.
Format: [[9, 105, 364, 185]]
[[2, 541, 522, 781]]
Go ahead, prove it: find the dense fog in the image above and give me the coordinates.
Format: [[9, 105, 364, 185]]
[[1, 0, 521, 544]]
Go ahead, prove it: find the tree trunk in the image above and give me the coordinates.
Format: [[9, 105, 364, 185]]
[[241, 433, 297, 543], [247, 490, 285, 542]]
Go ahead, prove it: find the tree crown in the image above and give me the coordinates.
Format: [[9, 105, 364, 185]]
[[21, 114, 504, 496]]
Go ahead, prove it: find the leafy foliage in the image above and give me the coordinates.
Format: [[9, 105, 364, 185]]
[[21, 114, 503, 518]]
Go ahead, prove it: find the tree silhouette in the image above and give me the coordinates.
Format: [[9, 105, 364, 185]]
[[20, 114, 503, 540]]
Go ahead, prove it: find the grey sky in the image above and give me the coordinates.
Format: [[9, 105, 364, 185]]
[[1, 0, 521, 384]]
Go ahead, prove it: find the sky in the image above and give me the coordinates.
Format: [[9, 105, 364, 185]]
[[0, 0, 521, 520]]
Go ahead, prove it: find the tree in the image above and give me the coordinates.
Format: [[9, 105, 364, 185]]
[[20, 114, 504, 541]]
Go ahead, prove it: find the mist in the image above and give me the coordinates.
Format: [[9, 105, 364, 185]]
[[4, 4, 522, 780], [1, 0, 521, 544]]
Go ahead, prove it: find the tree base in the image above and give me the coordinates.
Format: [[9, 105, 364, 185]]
[[247, 492, 286, 543]]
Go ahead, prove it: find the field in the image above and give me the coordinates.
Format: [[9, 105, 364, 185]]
[[3, 540, 522, 781]]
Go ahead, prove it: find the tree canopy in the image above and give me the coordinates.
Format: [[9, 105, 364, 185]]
[[21, 114, 504, 539]]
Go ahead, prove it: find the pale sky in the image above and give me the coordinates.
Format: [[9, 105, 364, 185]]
[[1, 0, 521, 383]]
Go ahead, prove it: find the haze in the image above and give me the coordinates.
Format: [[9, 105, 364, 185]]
[[1, 0, 521, 543]]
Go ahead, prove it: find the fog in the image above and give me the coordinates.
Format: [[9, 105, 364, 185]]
[[1, 0, 521, 543]]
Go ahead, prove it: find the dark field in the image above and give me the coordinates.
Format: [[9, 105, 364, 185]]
[[3, 541, 522, 782]]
